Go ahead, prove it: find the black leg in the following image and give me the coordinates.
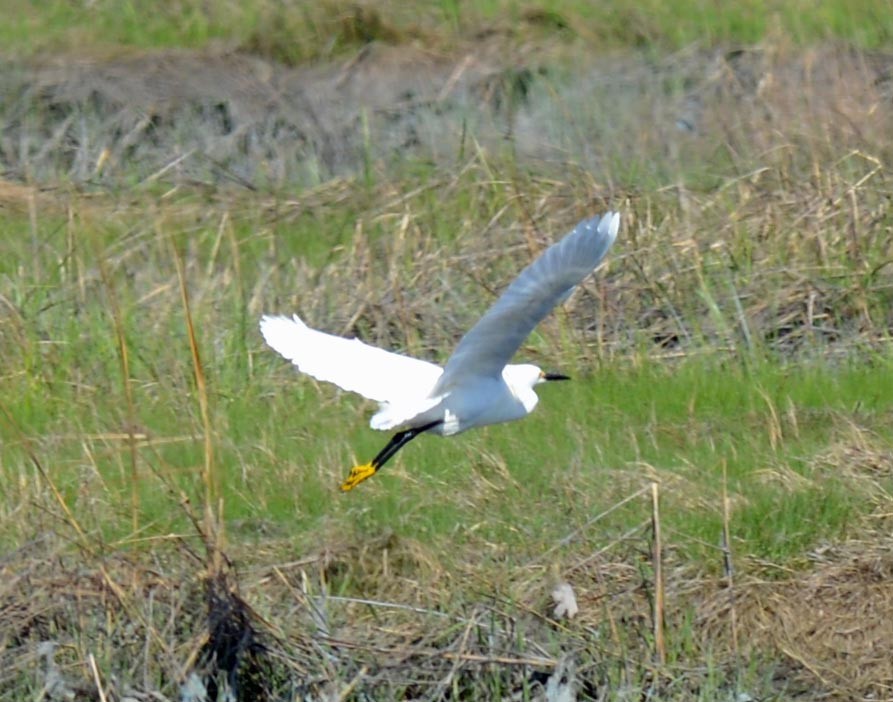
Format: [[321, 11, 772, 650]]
[[340, 420, 442, 491], [370, 424, 429, 470]]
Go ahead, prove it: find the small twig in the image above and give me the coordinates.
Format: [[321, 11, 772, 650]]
[[566, 519, 651, 574], [320, 636, 556, 667], [433, 608, 480, 698], [721, 463, 739, 659], [437, 54, 475, 102], [532, 485, 651, 566], [337, 665, 368, 701], [87, 653, 108, 702], [140, 149, 195, 185], [317, 595, 454, 619]]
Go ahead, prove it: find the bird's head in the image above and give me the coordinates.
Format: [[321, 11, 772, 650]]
[[540, 370, 571, 383], [505, 363, 571, 390]]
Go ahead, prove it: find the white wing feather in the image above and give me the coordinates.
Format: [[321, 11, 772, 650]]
[[434, 212, 619, 391], [260, 315, 442, 404]]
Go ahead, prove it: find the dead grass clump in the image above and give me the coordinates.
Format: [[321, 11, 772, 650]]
[[699, 536, 893, 698], [0, 536, 298, 702], [8, 483, 888, 700], [810, 429, 893, 514], [312, 527, 450, 603], [197, 564, 280, 702], [816, 440, 893, 482], [0, 541, 199, 700]]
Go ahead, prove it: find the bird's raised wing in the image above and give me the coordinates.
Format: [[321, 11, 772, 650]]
[[260, 315, 442, 403], [434, 212, 619, 391]]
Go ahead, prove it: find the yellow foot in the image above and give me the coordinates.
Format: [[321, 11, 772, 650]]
[[340, 462, 377, 491]]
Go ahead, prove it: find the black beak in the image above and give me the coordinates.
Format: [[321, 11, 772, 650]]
[[543, 372, 571, 381]]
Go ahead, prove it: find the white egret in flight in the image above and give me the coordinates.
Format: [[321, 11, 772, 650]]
[[261, 212, 619, 490]]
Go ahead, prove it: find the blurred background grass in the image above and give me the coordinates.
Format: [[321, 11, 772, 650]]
[[3, 0, 892, 58]]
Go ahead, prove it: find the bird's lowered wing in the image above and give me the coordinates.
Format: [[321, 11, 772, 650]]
[[434, 212, 619, 392], [260, 315, 443, 403]]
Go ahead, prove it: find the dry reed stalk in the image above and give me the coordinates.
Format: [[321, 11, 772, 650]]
[[170, 228, 224, 563], [651, 482, 666, 666]]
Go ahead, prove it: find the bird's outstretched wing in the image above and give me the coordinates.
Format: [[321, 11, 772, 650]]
[[260, 315, 442, 403], [434, 212, 619, 391]]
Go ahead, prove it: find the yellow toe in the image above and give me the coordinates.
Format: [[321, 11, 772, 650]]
[[340, 462, 377, 491]]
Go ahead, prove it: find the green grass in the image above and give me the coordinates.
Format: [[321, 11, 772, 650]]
[[2, 0, 891, 60], [2, 181, 891, 572]]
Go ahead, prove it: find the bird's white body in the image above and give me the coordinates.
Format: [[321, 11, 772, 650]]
[[374, 363, 544, 437], [259, 315, 543, 436], [260, 211, 620, 488]]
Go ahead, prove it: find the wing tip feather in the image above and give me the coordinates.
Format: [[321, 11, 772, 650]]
[[574, 210, 620, 257], [600, 210, 621, 243], [259, 314, 310, 359]]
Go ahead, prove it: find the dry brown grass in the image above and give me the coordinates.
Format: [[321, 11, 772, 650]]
[[699, 535, 893, 698], [4, 476, 893, 699]]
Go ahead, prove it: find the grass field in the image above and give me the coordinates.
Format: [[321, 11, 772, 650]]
[[2, 2, 893, 700]]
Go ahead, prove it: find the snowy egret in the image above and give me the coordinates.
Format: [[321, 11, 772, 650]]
[[261, 211, 619, 490]]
